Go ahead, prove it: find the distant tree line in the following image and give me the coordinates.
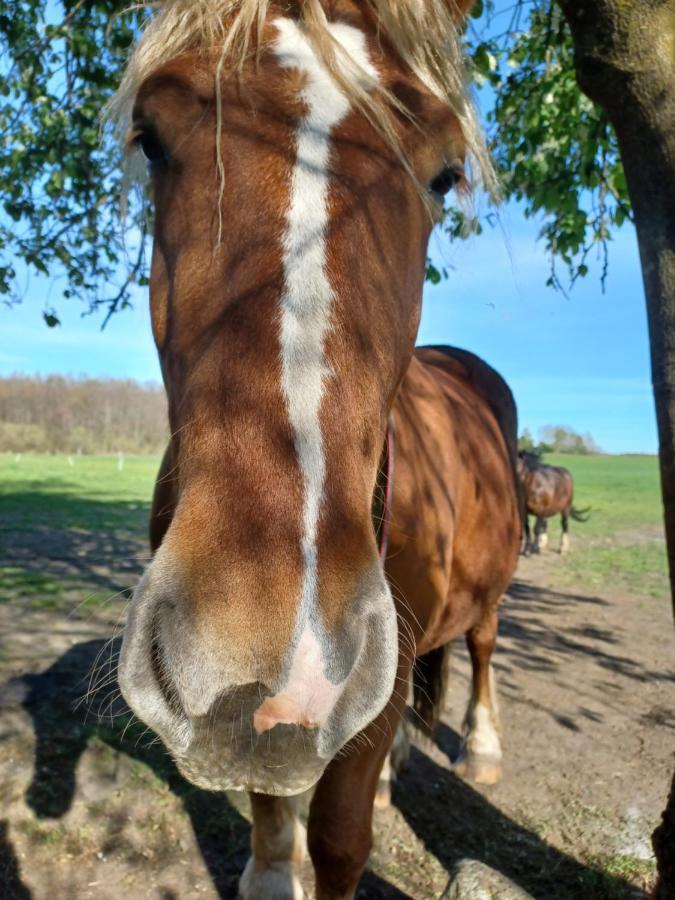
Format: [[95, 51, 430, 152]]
[[519, 425, 602, 456], [0, 375, 167, 454]]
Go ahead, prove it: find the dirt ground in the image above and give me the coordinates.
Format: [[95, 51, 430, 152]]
[[0, 542, 673, 899]]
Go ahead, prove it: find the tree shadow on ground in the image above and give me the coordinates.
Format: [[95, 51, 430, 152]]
[[498, 578, 675, 687], [2, 639, 641, 900], [0, 489, 152, 604], [392, 731, 638, 900], [0, 821, 31, 899]]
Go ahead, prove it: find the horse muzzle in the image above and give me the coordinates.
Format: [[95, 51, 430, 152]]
[[118, 551, 399, 794]]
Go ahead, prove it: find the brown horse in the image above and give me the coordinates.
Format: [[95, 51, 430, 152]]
[[106, 2, 521, 896], [518, 451, 589, 554]]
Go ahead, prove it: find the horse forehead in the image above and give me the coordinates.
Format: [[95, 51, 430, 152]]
[[272, 16, 379, 92]]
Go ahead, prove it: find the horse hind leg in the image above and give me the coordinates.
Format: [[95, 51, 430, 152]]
[[374, 720, 410, 809], [454, 609, 503, 786], [560, 510, 570, 554], [239, 793, 307, 900]]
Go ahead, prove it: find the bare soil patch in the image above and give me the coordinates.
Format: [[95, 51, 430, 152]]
[[0, 541, 672, 899]]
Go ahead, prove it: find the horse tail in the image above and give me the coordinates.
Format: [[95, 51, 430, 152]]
[[570, 505, 591, 522], [412, 643, 451, 736]]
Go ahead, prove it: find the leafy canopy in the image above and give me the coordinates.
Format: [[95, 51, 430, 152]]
[[459, 0, 631, 291], [0, 1, 145, 326], [0, 0, 631, 324]]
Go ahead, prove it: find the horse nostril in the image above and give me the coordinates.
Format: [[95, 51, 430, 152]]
[[149, 617, 185, 720], [253, 695, 321, 734]]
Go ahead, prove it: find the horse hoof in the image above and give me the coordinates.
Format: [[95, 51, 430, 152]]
[[453, 753, 502, 786], [239, 859, 304, 900]]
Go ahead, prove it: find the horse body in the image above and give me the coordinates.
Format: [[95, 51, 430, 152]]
[[385, 345, 520, 788], [388, 347, 519, 653], [107, 2, 521, 896], [518, 452, 587, 553]]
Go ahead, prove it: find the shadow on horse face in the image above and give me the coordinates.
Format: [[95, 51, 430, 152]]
[[115, 8, 468, 796]]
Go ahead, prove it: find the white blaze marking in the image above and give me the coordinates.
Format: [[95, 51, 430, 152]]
[[253, 627, 343, 733], [272, 19, 378, 681]]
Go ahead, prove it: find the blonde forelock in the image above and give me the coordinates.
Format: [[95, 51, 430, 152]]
[[103, 0, 496, 199]]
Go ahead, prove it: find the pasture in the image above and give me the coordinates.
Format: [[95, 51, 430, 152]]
[[0, 452, 672, 898]]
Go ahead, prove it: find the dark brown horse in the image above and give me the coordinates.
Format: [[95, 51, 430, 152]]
[[105, 2, 521, 896], [518, 451, 589, 554]]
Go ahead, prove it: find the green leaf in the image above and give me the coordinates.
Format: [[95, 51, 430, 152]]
[[470, 0, 484, 19], [425, 262, 442, 285]]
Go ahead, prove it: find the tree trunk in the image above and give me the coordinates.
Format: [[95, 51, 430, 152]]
[[557, 1, 675, 893]]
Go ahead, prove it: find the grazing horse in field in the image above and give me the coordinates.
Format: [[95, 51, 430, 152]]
[[107, 2, 521, 896], [517, 451, 589, 554]]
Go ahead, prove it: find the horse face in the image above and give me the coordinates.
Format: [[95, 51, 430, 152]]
[[119, 9, 466, 794]]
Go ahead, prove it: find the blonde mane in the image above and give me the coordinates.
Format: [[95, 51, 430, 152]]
[[104, 0, 495, 197]]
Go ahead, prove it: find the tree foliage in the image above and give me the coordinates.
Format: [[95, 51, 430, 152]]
[[518, 424, 601, 455], [0, 1, 146, 326], [0, 0, 633, 323], [538, 424, 601, 454], [444, 0, 632, 289], [0, 374, 167, 452]]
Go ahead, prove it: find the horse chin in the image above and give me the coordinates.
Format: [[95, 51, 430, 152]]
[[173, 747, 327, 796], [146, 705, 327, 795]]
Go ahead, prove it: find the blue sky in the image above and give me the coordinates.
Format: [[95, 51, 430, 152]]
[[1, 209, 656, 454], [421, 212, 656, 454]]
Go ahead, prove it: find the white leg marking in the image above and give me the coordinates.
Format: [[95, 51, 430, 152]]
[[375, 722, 410, 809], [273, 19, 379, 642], [455, 665, 503, 784], [390, 720, 411, 774], [240, 796, 307, 900], [464, 702, 502, 759], [463, 663, 501, 758], [560, 532, 570, 553], [239, 859, 304, 900], [537, 530, 549, 550]]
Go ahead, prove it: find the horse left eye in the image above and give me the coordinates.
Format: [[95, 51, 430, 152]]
[[429, 164, 462, 199], [133, 127, 169, 171]]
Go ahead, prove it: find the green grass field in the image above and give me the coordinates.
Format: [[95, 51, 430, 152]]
[[0, 452, 159, 529], [0, 450, 668, 606]]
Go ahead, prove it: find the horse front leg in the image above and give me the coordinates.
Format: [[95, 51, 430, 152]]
[[239, 793, 307, 900], [534, 515, 548, 552], [307, 661, 411, 900], [454, 606, 503, 785], [523, 514, 533, 554]]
